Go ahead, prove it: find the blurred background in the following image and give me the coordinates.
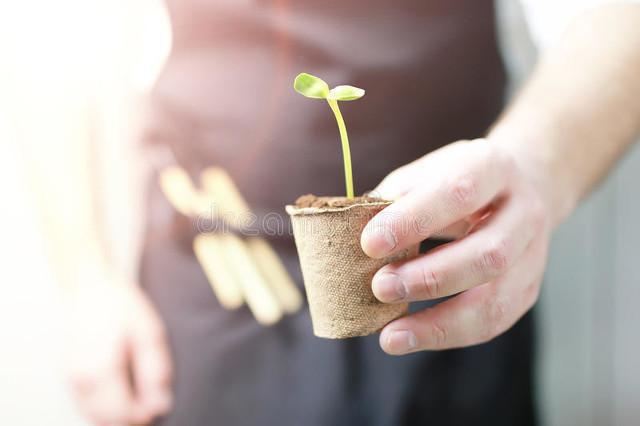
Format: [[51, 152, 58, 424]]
[[0, 1, 638, 425]]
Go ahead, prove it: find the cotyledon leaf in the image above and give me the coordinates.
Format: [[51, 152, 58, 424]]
[[293, 73, 329, 99], [328, 85, 365, 101]]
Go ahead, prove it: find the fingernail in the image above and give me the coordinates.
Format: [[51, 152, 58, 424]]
[[373, 272, 407, 302], [382, 329, 417, 354], [363, 225, 397, 258]]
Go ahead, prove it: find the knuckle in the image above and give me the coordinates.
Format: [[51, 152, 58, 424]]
[[420, 267, 443, 299], [478, 237, 510, 274], [448, 174, 478, 212], [430, 319, 449, 347], [410, 211, 434, 237], [479, 297, 508, 342]]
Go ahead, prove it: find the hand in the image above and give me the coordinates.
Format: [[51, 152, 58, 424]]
[[361, 139, 552, 354], [64, 279, 172, 425]]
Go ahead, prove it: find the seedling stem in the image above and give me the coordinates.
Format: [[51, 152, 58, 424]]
[[293, 73, 365, 199], [327, 99, 354, 198]]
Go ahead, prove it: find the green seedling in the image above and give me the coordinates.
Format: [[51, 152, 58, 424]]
[[293, 73, 365, 199]]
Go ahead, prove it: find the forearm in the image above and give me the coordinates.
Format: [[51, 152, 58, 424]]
[[24, 143, 111, 293], [21, 104, 140, 293], [490, 3, 640, 227]]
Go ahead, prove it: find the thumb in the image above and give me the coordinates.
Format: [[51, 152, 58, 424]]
[[372, 158, 424, 200]]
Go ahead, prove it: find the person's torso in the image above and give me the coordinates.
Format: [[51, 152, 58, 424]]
[[139, 3, 536, 426]]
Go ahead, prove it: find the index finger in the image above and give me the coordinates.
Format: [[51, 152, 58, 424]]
[[361, 141, 511, 259]]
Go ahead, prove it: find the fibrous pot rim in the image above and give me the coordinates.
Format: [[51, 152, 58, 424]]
[[285, 201, 392, 216]]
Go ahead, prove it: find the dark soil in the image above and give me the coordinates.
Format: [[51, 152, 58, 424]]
[[293, 194, 387, 208]]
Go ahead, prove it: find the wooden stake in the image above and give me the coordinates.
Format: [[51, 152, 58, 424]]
[[223, 234, 283, 325], [201, 167, 303, 315], [160, 165, 301, 324], [201, 167, 252, 229], [159, 166, 211, 215], [193, 234, 244, 309], [246, 238, 302, 314]]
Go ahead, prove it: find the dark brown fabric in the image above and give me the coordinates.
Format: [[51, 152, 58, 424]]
[[139, 1, 536, 425]]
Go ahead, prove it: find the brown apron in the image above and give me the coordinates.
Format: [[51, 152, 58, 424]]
[[139, 1, 536, 424]]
